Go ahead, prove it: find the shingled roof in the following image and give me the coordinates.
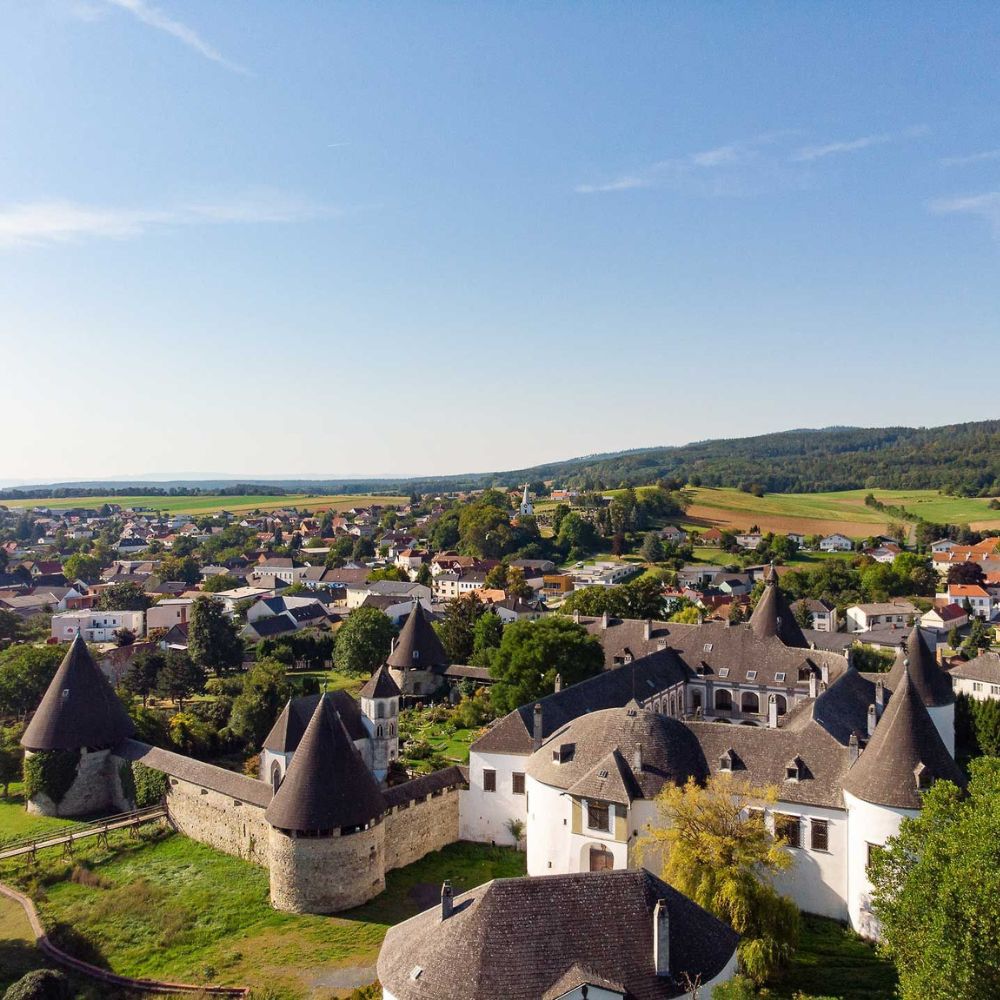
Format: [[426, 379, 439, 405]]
[[264, 694, 385, 832], [749, 568, 808, 648], [359, 664, 401, 700], [376, 869, 738, 1000], [886, 626, 953, 706], [527, 701, 708, 801], [842, 665, 966, 810], [386, 602, 449, 671], [22, 635, 135, 751], [262, 690, 367, 751]]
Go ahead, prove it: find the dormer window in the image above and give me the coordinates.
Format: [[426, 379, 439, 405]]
[[703, 643, 713, 653], [785, 756, 804, 782], [719, 751, 734, 771], [718, 667, 730, 678], [747, 670, 757, 681], [798, 666, 812, 681], [914, 763, 932, 790], [775, 672, 786, 683], [552, 743, 574, 764]]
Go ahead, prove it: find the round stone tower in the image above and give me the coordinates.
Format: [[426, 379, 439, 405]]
[[265, 693, 386, 913], [21, 634, 136, 817]]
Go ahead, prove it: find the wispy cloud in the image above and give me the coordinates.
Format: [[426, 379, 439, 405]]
[[791, 125, 929, 162], [0, 194, 334, 248], [102, 0, 247, 74], [574, 136, 783, 196], [928, 190, 1000, 237], [940, 149, 1000, 167]]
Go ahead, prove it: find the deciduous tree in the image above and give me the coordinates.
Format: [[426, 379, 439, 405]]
[[335, 606, 395, 675]]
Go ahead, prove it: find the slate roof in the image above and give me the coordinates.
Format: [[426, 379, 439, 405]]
[[473, 650, 687, 756], [387, 602, 449, 671], [527, 701, 707, 802], [264, 694, 385, 832], [382, 765, 467, 809], [885, 626, 954, 707], [22, 634, 135, 751], [749, 570, 808, 648], [376, 869, 738, 1000], [263, 690, 368, 750], [842, 666, 966, 810], [359, 664, 402, 700], [949, 651, 1000, 684], [117, 738, 272, 807]]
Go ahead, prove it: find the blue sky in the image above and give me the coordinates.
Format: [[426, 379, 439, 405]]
[[2, 2, 998, 483]]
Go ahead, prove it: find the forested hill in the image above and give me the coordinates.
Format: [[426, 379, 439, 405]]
[[4, 421, 998, 500], [494, 421, 1000, 495]]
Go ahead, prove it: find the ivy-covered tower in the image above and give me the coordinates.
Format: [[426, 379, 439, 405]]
[[21, 634, 135, 817]]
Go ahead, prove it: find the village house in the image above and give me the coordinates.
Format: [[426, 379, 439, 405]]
[[50, 608, 145, 642], [919, 602, 969, 635], [844, 600, 917, 633], [949, 652, 1000, 702], [819, 533, 853, 553], [791, 598, 837, 632]]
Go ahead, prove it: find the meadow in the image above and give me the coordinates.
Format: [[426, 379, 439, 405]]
[[0, 493, 409, 516]]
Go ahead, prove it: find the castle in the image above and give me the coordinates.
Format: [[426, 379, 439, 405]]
[[21, 634, 463, 913], [20, 577, 966, 932]]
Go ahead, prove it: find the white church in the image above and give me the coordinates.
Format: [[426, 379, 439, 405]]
[[458, 570, 964, 937]]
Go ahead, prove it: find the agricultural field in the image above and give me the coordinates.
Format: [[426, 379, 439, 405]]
[[577, 485, 1000, 539], [0, 827, 523, 999], [0, 493, 409, 516]]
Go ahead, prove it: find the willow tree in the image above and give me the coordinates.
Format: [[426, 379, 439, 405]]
[[641, 774, 800, 983]]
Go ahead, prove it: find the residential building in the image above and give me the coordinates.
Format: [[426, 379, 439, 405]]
[[819, 533, 853, 553], [920, 603, 969, 635], [949, 652, 1000, 702], [51, 609, 145, 643], [845, 600, 917, 633], [146, 598, 195, 632], [791, 598, 837, 632]]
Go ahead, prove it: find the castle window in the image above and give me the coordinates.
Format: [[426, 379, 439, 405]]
[[483, 769, 496, 792], [811, 819, 829, 852], [377, 703, 385, 719], [586, 800, 611, 832], [377, 725, 383, 738], [512, 772, 525, 795], [775, 814, 800, 849]]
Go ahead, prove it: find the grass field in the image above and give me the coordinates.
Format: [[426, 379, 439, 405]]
[[0, 784, 80, 848], [0, 827, 524, 999], [767, 914, 897, 1000], [0, 493, 409, 516]]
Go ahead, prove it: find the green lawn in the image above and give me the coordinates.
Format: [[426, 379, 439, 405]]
[[0, 493, 408, 516], [288, 667, 365, 697], [0, 827, 523, 1000], [0, 784, 81, 848], [399, 708, 479, 773], [766, 914, 897, 1000]]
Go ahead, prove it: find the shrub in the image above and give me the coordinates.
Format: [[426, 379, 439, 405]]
[[2, 969, 71, 1000], [22, 749, 80, 804], [70, 863, 112, 889], [132, 762, 168, 808], [118, 759, 136, 804]]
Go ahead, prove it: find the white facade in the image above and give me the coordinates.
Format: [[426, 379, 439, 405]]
[[820, 534, 853, 552], [843, 791, 913, 939], [51, 609, 145, 642], [459, 750, 528, 846]]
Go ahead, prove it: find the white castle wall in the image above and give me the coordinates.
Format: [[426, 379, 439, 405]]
[[460, 749, 528, 846]]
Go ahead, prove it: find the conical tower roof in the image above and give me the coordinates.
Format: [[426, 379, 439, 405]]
[[359, 664, 401, 700], [843, 665, 965, 810], [749, 567, 807, 647], [887, 625, 953, 706], [386, 602, 448, 669], [22, 634, 135, 751], [265, 694, 384, 832]]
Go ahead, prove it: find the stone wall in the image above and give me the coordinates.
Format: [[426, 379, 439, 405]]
[[383, 784, 461, 872], [164, 777, 270, 867], [268, 822, 385, 912], [26, 748, 117, 818]]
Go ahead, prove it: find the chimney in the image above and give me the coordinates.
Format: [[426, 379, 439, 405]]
[[848, 732, 860, 763], [653, 898, 670, 977], [867, 704, 877, 737], [633, 744, 643, 773], [554, 673, 563, 693], [532, 703, 543, 752], [875, 680, 885, 716], [441, 880, 454, 920], [644, 619, 653, 641], [601, 610, 609, 629], [820, 663, 829, 685], [768, 695, 778, 729], [808, 673, 818, 699], [390, 637, 396, 654]]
